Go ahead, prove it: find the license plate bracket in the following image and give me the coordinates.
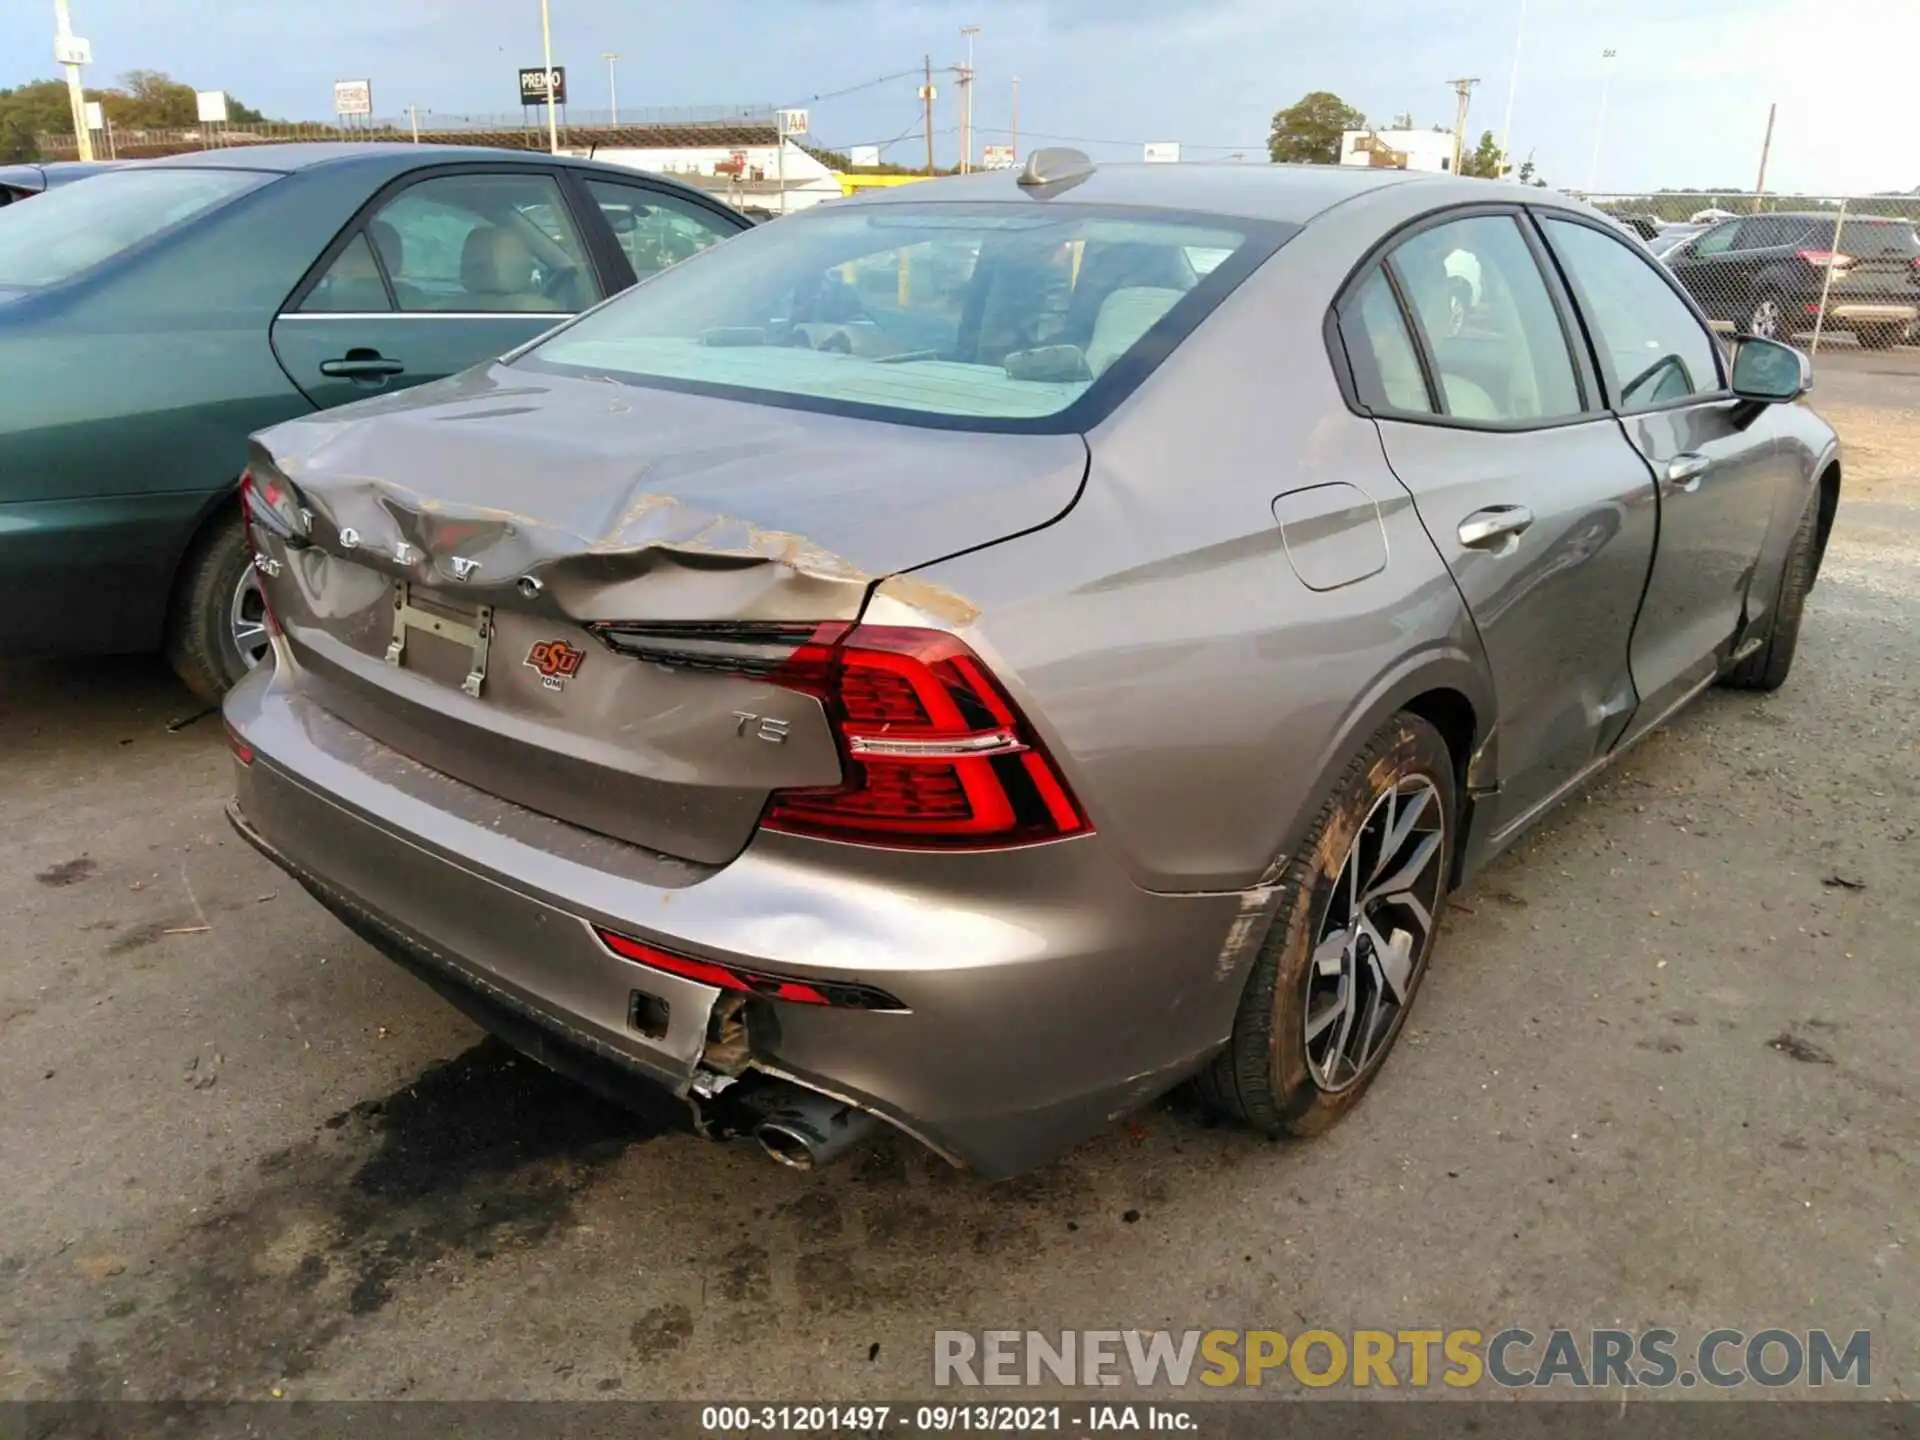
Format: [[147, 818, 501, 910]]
[[385, 583, 493, 698]]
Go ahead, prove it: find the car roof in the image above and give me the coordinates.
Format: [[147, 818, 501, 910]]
[[124, 143, 736, 206], [838, 161, 1527, 226], [138, 142, 555, 174]]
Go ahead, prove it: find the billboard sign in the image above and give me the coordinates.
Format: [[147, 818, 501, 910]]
[[779, 108, 809, 136], [1143, 141, 1181, 163], [980, 144, 1017, 170], [195, 90, 229, 124], [54, 35, 92, 65], [849, 145, 882, 168], [333, 79, 373, 117], [83, 100, 105, 130], [519, 66, 567, 106]]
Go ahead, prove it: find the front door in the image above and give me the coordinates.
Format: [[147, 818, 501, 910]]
[[1335, 210, 1659, 836], [271, 168, 605, 411], [1538, 214, 1795, 738]]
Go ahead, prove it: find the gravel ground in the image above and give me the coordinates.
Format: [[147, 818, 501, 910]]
[[2, 354, 1915, 1406]]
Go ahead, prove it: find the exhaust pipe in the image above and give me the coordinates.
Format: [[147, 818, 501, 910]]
[[754, 1088, 878, 1170]]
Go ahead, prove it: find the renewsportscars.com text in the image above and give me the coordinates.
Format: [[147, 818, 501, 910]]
[[933, 1328, 1871, 1390]]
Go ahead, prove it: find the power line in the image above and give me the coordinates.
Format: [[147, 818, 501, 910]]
[[972, 125, 1265, 153], [778, 68, 925, 110]]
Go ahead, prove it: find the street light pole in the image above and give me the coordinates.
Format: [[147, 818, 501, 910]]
[[1499, 0, 1527, 174], [603, 52, 620, 126], [1586, 48, 1618, 193], [959, 24, 979, 173], [540, 0, 559, 155]]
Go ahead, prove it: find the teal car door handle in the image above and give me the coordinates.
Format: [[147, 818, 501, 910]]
[[319, 350, 405, 380]]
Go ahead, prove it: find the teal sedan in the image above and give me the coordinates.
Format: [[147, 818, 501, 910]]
[[0, 143, 747, 699]]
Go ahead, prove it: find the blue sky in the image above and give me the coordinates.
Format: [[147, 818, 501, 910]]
[[7, 0, 1910, 196]]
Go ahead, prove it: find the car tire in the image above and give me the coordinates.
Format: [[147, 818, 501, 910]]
[[1720, 490, 1820, 693], [1196, 712, 1455, 1138], [1856, 324, 1903, 350], [164, 508, 266, 704]]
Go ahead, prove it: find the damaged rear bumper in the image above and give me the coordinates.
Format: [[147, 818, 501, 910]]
[[224, 665, 1267, 1177]]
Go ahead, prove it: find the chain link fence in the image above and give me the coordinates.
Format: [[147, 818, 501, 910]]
[[1585, 193, 1920, 358]]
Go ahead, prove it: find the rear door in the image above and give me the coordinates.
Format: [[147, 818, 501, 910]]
[[1537, 212, 1793, 738], [270, 166, 609, 410], [1336, 208, 1658, 836]]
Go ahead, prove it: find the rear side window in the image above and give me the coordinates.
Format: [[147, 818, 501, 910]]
[[299, 232, 393, 313], [1387, 214, 1584, 424], [1338, 268, 1434, 414], [1541, 217, 1722, 412], [0, 167, 267, 289], [1733, 216, 1813, 249]]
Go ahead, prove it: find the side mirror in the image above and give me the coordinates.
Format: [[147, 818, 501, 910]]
[[1730, 336, 1812, 403]]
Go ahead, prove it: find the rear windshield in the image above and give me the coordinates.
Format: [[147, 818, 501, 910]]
[[520, 201, 1291, 432], [0, 167, 268, 289], [1835, 219, 1920, 257]]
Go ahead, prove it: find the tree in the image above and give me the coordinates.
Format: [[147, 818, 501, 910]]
[[1268, 91, 1365, 165], [0, 71, 270, 145], [1458, 129, 1507, 179], [1516, 157, 1548, 188]]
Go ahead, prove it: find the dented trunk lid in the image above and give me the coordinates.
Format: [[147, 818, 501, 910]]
[[249, 363, 1088, 865]]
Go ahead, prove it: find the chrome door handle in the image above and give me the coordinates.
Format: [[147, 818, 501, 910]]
[[1457, 505, 1534, 552], [1665, 453, 1712, 492]]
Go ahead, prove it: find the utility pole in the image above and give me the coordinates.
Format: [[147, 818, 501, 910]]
[[1586, 48, 1618, 193], [603, 53, 620, 126], [1447, 77, 1479, 175], [408, 104, 420, 143], [1011, 75, 1020, 157], [540, 0, 559, 155], [959, 24, 979, 173], [922, 56, 935, 176], [54, 0, 95, 163], [1753, 102, 1777, 206]]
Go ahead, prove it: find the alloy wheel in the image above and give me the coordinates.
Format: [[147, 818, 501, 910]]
[[1748, 298, 1783, 340], [229, 567, 271, 672], [1302, 775, 1446, 1092]]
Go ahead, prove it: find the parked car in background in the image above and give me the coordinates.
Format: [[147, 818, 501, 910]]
[[0, 144, 747, 699], [0, 159, 120, 205], [1609, 212, 1662, 240], [1645, 225, 1703, 260], [1664, 212, 1920, 347], [225, 156, 1839, 1176]]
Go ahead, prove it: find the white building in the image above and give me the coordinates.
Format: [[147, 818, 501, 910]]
[[585, 136, 843, 213], [1340, 129, 1458, 174]]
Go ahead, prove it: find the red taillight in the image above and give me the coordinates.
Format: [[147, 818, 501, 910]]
[[225, 723, 254, 765], [757, 624, 1089, 849], [593, 928, 907, 1010], [1796, 249, 1854, 269]]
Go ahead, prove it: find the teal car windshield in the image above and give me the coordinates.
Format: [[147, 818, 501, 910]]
[[520, 202, 1287, 431], [0, 167, 268, 290]]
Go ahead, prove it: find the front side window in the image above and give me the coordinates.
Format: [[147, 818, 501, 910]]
[[0, 167, 268, 290], [366, 173, 597, 314], [1386, 214, 1584, 423], [519, 202, 1287, 429], [1689, 222, 1739, 257], [1540, 217, 1722, 412], [584, 179, 736, 280]]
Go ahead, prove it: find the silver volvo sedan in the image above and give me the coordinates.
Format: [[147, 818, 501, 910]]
[[224, 153, 1840, 1176]]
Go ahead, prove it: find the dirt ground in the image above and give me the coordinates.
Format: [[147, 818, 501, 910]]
[[2, 349, 1915, 1406]]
